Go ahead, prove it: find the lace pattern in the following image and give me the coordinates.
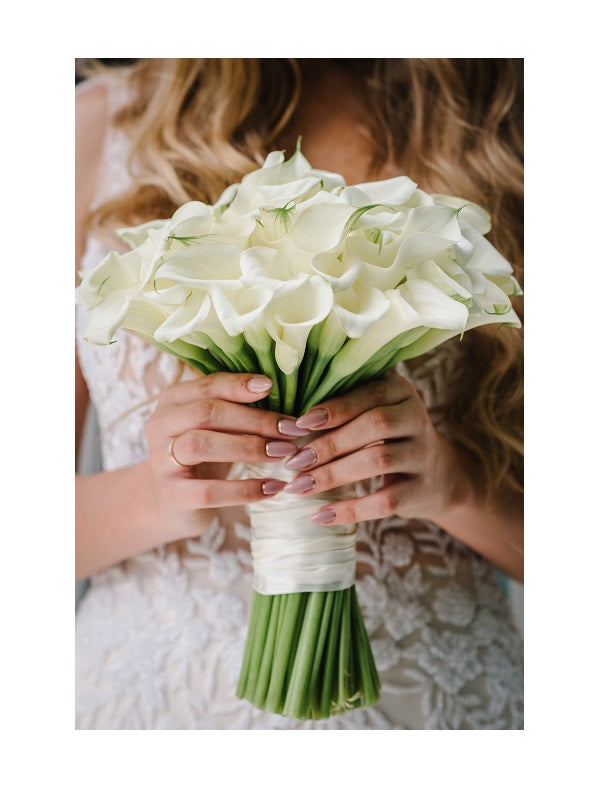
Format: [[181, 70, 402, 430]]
[[75, 75, 523, 730]]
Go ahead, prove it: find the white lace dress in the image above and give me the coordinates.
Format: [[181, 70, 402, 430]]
[[75, 76, 524, 730]]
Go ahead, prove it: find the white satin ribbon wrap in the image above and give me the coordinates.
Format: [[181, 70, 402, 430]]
[[244, 460, 357, 595]]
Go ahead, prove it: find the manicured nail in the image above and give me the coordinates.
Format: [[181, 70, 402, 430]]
[[283, 474, 316, 494], [247, 377, 272, 393], [297, 408, 328, 429], [310, 508, 336, 524], [265, 441, 297, 458], [262, 479, 286, 495], [284, 447, 317, 470], [277, 419, 311, 437]]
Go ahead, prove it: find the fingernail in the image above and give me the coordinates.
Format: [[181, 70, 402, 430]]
[[277, 419, 311, 437], [247, 377, 272, 393], [283, 474, 316, 494], [297, 408, 328, 429], [284, 447, 317, 470], [310, 508, 336, 524], [262, 480, 286, 495], [265, 441, 297, 458]]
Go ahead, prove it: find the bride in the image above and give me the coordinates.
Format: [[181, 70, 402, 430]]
[[75, 58, 524, 729]]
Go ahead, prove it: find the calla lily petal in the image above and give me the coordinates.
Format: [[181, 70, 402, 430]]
[[288, 203, 355, 252], [210, 283, 273, 336], [154, 291, 212, 343], [352, 175, 418, 206], [82, 291, 131, 345], [333, 285, 391, 338], [399, 278, 469, 331], [240, 246, 308, 295], [155, 243, 242, 286], [460, 221, 514, 277], [433, 194, 492, 234], [405, 260, 472, 304], [311, 250, 363, 291]]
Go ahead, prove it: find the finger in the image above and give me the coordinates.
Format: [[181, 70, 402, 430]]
[[174, 477, 286, 509], [168, 429, 297, 471], [296, 373, 415, 431], [157, 397, 307, 441], [307, 478, 419, 526], [284, 400, 423, 471], [162, 372, 274, 406], [283, 441, 421, 496]]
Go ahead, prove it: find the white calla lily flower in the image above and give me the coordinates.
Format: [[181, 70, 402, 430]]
[[351, 175, 418, 206], [266, 275, 334, 374], [76, 234, 168, 344], [155, 242, 242, 287], [459, 220, 515, 277], [288, 202, 355, 252], [405, 260, 473, 305], [154, 290, 213, 343], [333, 285, 391, 338], [433, 194, 492, 234], [240, 246, 309, 295], [310, 250, 363, 291], [210, 283, 273, 336]]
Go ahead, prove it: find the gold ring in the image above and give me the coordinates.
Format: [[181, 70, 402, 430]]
[[168, 436, 187, 468]]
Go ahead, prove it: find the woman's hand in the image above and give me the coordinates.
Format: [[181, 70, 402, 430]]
[[280, 372, 468, 527], [143, 372, 308, 542], [280, 371, 524, 580]]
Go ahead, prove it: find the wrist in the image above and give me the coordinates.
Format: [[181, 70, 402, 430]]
[[430, 435, 483, 529]]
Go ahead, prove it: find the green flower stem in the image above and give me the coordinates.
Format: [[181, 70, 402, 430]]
[[263, 592, 304, 713], [244, 592, 273, 701], [145, 337, 224, 374], [306, 591, 335, 711], [245, 341, 281, 411], [337, 588, 352, 710], [318, 589, 344, 719], [281, 369, 299, 416], [351, 588, 381, 706], [253, 594, 282, 708], [282, 591, 326, 718]]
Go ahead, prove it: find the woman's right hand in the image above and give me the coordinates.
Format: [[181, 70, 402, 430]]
[[143, 372, 308, 542]]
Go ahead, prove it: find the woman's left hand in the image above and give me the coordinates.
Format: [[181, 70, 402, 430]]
[[282, 372, 469, 527]]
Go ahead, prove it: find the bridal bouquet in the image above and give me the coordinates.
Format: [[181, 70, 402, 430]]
[[76, 141, 521, 720]]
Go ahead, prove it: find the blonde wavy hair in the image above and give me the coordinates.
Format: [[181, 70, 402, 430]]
[[78, 58, 524, 500]]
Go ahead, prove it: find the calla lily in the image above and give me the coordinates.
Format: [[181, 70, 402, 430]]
[[266, 275, 334, 374], [390, 205, 463, 269], [155, 242, 242, 287], [153, 290, 213, 343], [240, 246, 309, 295], [76, 237, 166, 344], [332, 284, 391, 338], [210, 283, 273, 336], [433, 194, 492, 234], [288, 202, 356, 253], [351, 175, 418, 206], [459, 220, 515, 277], [405, 260, 473, 305], [310, 250, 363, 291], [117, 201, 212, 247]]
